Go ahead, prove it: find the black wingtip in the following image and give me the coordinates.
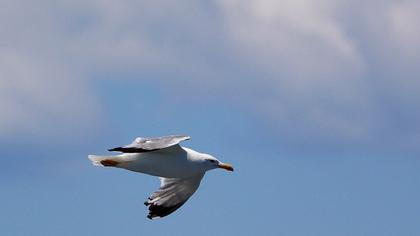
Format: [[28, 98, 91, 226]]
[[146, 200, 188, 219], [108, 147, 122, 152], [108, 147, 157, 153]]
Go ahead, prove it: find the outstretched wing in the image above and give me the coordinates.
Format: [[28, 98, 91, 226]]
[[108, 135, 190, 153], [144, 173, 204, 219]]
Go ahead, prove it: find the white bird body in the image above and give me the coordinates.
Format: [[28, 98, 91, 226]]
[[88, 135, 233, 219], [89, 146, 211, 178]]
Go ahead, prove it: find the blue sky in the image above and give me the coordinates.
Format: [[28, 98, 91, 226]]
[[1, 0, 420, 235]]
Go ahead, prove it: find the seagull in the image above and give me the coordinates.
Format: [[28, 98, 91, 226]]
[[88, 135, 233, 219]]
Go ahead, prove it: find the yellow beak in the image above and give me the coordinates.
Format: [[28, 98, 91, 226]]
[[218, 163, 234, 171]]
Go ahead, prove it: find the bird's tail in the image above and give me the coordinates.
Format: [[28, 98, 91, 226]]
[[88, 155, 121, 167]]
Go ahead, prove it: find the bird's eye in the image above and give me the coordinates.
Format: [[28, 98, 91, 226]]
[[208, 159, 217, 163]]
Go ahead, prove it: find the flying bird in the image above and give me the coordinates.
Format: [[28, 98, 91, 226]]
[[88, 135, 233, 219]]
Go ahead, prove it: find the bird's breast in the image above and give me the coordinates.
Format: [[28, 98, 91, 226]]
[[118, 152, 202, 178]]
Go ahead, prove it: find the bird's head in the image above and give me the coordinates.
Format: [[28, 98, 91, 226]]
[[202, 155, 234, 172]]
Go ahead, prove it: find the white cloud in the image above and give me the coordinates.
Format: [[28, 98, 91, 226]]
[[218, 0, 364, 76], [1, 0, 419, 152], [0, 50, 99, 137], [214, 0, 420, 151], [215, 0, 372, 143], [388, 1, 420, 57]]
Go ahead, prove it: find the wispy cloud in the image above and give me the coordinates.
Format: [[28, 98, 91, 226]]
[[1, 0, 419, 153]]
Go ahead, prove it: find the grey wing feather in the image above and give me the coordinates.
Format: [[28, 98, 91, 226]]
[[108, 135, 190, 153], [144, 173, 204, 219]]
